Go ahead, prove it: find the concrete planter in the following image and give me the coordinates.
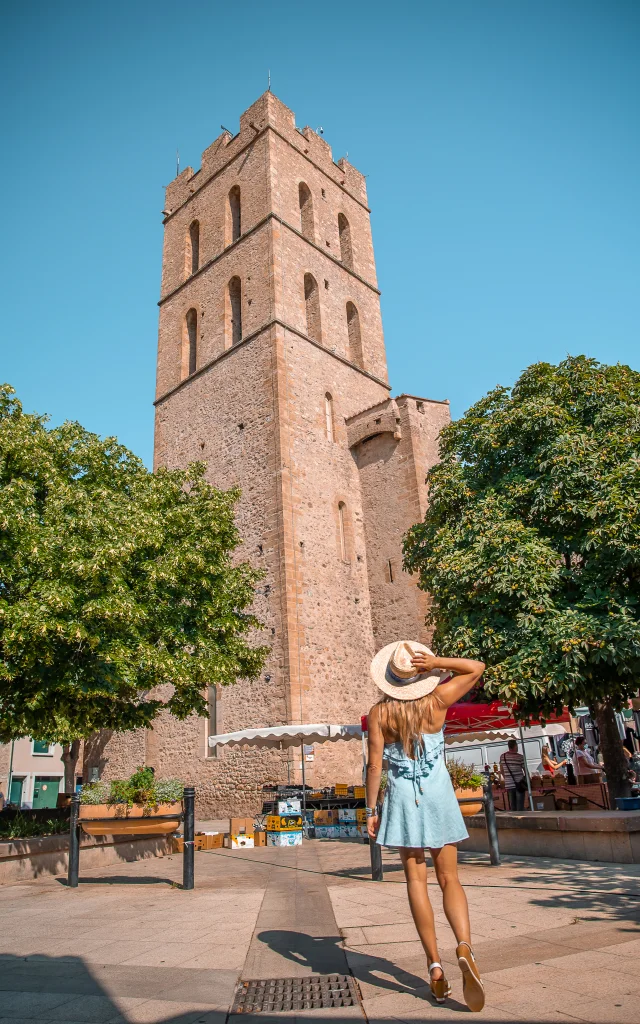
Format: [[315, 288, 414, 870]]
[[78, 802, 182, 836], [0, 832, 176, 883], [455, 787, 484, 816]]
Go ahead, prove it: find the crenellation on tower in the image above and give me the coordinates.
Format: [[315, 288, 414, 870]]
[[86, 92, 450, 815]]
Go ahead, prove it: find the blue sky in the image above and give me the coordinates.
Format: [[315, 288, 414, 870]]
[[2, 1, 638, 467]]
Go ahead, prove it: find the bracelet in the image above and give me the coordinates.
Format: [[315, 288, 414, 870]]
[[365, 806, 377, 816]]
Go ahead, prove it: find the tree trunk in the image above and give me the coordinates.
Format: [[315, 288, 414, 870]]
[[61, 739, 81, 795], [593, 700, 631, 805]]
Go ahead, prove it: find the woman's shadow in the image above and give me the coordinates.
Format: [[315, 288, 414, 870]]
[[257, 929, 467, 1011]]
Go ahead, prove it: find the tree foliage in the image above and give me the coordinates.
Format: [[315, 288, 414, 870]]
[[404, 356, 640, 723], [0, 385, 268, 743]]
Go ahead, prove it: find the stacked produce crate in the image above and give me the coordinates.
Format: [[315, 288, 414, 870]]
[[266, 797, 303, 847]]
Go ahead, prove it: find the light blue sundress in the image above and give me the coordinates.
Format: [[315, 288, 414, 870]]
[[376, 729, 469, 849]]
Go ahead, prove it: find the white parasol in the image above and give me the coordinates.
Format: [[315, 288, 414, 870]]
[[208, 723, 363, 822]]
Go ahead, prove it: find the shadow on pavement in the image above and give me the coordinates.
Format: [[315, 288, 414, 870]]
[[0, 954, 226, 1022]]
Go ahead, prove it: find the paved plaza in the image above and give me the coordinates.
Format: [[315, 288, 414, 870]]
[[1, 839, 639, 1023]]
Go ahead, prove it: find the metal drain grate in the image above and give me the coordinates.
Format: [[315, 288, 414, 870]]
[[232, 974, 360, 1013]]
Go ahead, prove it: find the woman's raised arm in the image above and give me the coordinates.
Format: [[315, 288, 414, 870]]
[[411, 653, 485, 709]]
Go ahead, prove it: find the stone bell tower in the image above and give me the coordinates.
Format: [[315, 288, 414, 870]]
[[85, 92, 450, 814]]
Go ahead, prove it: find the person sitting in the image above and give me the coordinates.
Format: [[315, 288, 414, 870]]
[[541, 745, 567, 776], [572, 736, 602, 778]]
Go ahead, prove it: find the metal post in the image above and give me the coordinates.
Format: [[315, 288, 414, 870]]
[[518, 725, 534, 810], [483, 774, 500, 866], [182, 786, 195, 890], [370, 837, 383, 881], [68, 792, 81, 888], [300, 739, 307, 836]]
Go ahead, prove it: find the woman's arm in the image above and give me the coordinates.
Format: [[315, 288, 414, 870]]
[[365, 704, 384, 839], [411, 653, 485, 708]]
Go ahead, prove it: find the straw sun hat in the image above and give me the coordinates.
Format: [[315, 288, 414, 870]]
[[370, 640, 450, 701]]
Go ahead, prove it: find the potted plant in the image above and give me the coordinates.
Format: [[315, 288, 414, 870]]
[[446, 759, 485, 816], [79, 767, 183, 836]]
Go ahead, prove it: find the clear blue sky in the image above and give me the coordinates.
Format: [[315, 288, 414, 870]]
[[2, 1, 638, 467]]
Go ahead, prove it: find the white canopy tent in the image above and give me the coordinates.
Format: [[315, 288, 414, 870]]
[[208, 723, 364, 820]]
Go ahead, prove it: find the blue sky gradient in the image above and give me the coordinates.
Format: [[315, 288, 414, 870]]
[[2, 1, 638, 466]]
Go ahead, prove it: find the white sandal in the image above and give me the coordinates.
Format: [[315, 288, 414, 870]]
[[428, 961, 451, 1004]]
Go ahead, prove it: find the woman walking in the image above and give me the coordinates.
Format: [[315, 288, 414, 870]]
[[366, 641, 486, 1011]]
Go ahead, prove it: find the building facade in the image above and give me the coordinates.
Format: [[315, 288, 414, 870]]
[[0, 738, 66, 809], [84, 93, 450, 815]]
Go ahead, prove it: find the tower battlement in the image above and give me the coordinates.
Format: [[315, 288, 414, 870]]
[[164, 92, 368, 215]]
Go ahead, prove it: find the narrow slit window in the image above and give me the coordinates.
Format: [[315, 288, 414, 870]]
[[227, 185, 241, 244], [299, 182, 314, 241], [304, 273, 321, 343], [338, 502, 347, 561], [346, 301, 363, 368], [325, 392, 334, 442], [228, 276, 242, 345], [338, 213, 353, 269], [185, 308, 197, 376], [187, 220, 200, 275]]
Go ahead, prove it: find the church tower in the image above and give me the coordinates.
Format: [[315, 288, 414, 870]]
[[86, 93, 450, 813]]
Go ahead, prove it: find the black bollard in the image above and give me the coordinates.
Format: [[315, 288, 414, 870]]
[[68, 792, 81, 888], [370, 838, 383, 881], [483, 774, 500, 867], [182, 786, 195, 890]]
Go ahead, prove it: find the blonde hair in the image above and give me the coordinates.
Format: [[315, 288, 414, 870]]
[[376, 692, 441, 758]]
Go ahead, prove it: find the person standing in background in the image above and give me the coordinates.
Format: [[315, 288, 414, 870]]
[[572, 735, 602, 777], [499, 738, 526, 811]]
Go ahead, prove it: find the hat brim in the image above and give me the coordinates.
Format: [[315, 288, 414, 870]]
[[370, 641, 450, 701]]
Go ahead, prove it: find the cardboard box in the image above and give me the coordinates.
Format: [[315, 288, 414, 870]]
[[338, 808, 356, 822], [359, 824, 368, 838], [254, 830, 266, 846], [353, 786, 366, 800], [266, 814, 303, 832], [568, 795, 589, 810], [533, 793, 557, 811], [230, 834, 255, 849], [338, 824, 359, 838], [175, 833, 224, 852], [277, 798, 301, 814], [314, 825, 340, 839], [230, 817, 254, 836], [266, 830, 303, 847], [356, 809, 367, 823], [314, 809, 338, 825]]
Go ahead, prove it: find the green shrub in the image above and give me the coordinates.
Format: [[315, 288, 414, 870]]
[[446, 758, 485, 791], [79, 768, 184, 809], [0, 813, 69, 840]]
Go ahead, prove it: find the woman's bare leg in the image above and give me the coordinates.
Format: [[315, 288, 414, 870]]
[[429, 844, 471, 945], [399, 847, 443, 980]]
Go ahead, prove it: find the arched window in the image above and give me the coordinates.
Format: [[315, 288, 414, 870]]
[[304, 273, 321, 343], [338, 213, 353, 269], [228, 276, 242, 346], [338, 502, 348, 562], [346, 301, 363, 368], [299, 182, 314, 241], [227, 186, 241, 244], [325, 392, 334, 442], [185, 308, 197, 376], [187, 220, 200, 276]]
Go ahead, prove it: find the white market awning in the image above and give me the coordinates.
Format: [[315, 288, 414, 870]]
[[445, 723, 569, 746], [208, 723, 363, 750]]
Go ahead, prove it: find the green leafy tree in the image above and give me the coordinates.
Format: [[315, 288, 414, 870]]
[[0, 385, 268, 789], [404, 357, 640, 802]]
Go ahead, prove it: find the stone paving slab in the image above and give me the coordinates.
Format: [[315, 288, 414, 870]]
[[2, 841, 640, 1022]]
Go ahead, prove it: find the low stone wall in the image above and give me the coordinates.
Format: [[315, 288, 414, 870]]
[[0, 832, 176, 884], [461, 809, 640, 863]]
